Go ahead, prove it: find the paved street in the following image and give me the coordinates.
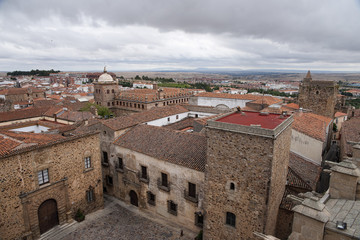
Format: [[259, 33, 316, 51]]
[[62, 195, 197, 240]]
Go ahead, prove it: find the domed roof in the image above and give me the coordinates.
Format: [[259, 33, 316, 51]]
[[97, 67, 114, 83]]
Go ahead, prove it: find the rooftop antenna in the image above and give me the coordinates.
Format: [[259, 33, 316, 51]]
[[104, 65, 107, 73]]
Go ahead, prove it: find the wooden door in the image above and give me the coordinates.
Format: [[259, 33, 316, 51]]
[[38, 199, 59, 234], [129, 190, 138, 207]]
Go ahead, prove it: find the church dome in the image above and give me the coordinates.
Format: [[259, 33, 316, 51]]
[[97, 67, 114, 82]]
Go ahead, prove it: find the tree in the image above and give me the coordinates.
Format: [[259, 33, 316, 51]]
[[135, 75, 141, 80]]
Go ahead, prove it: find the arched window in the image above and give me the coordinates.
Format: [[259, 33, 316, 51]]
[[107, 89, 110, 94], [226, 212, 236, 227], [230, 182, 235, 190]]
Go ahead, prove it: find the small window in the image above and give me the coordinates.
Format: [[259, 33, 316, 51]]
[[147, 191, 156, 206], [106, 175, 113, 186], [161, 173, 168, 187], [188, 182, 196, 198], [85, 156, 91, 169], [38, 169, 49, 185], [103, 151, 108, 163], [112, 89, 114, 93], [107, 89, 110, 94], [226, 212, 236, 227], [176, 115, 179, 119], [86, 187, 95, 203], [195, 212, 204, 227], [118, 157, 123, 170], [316, 90, 319, 95], [195, 114, 199, 118], [141, 166, 148, 180], [167, 200, 177, 216], [107, 102, 110, 106], [167, 117, 170, 122], [230, 182, 235, 190]]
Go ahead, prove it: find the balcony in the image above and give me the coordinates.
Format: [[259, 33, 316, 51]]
[[157, 178, 170, 192], [138, 171, 149, 183], [184, 189, 198, 203]]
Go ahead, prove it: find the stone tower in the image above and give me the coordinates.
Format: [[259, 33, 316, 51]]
[[298, 70, 338, 118], [93, 67, 118, 108], [203, 111, 293, 239]]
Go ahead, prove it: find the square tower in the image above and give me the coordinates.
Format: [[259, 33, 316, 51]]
[[298, 71, 338, 118], [203, 111, 293, 239]]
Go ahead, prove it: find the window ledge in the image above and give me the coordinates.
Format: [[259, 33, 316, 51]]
[[39, 182, 51, 189], [139, 177, 149, 183], [158, 185, 170, 192], [116, 168, 124, 173], [102, 162, 109, 167], [184, 195, 198, 203], [83, 167, 94, 173]]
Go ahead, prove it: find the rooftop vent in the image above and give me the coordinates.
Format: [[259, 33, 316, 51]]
[[336, 221, 347, 230], [260, 112, 269, 116]]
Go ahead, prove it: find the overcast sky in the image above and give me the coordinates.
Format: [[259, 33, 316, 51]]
[[0, 0, 360, 71]]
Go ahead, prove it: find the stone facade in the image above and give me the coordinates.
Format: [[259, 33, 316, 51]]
[[203, 112, 293, 239], [298, 71, 338, 118], [0, 133, 103, 240]]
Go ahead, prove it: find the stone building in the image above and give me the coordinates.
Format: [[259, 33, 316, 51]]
[[289, 155, 360, 240], [0, 87, 46, 110], [298, 71, 338, 119], [340, 117, 360, 161], [0, 130, 103, 240], [93, 69, 194, 116], [203, 110, 293, 239], [110, 125, 206, 232]]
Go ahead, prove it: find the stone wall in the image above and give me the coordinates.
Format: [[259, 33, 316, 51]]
[[0, 133, 103, 240], [298, 80, 337, 119], [106, 145, 205, 232], [204, 128, 274, 239]]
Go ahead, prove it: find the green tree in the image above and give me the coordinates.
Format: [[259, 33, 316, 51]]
[[135, 75, 141, 80]]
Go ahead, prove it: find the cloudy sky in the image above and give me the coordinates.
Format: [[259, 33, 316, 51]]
[[0, 0, 360, 71]]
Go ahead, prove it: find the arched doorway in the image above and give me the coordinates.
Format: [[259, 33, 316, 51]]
[[38, 199, 59, 234], [129, 190, 138, 207]]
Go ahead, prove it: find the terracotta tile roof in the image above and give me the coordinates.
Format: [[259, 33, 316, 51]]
[[0, 135, 21, 156], [0, 87, 44, 95], [196, 92, 282, 104], [164, 117, 194, 131], [292, 112, 332, 142], [280, 167, 313, 210], [334, 112, 347, 118], [285, 103, 300, 109], [57, 111, 94, 122], [114, 125, 206, 172], [116, 88, 194, 102], [0, 107, 50, 123], [102, 105, 189, 131], [341, 117, 360, 157], [289, 151, 322, 190]]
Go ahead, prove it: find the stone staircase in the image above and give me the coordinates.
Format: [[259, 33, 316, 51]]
[[39, 221, 78, 240]]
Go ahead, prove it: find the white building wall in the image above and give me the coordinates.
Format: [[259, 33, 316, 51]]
[[290, 129, 324, 165], [193, 97, 252, 109], [146, 111, 215, 127]]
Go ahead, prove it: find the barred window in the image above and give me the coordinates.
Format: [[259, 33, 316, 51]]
[[85, 156, 91, 169], [38, 169, 49, 185], [226, 212, 236, 227], [147, 191, 156, 206], [167, 200, 177, 216], [86, 187, 95, 203]]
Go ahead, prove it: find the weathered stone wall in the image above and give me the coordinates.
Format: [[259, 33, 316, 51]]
[[266, 126, 292, 234], [0, 133, 103, 240], [94, 82, 118, 107], [298, 81, 337, 119], [275, 209, 294, 240], [289, 212, 326, 240], [106, 145, 205, 232], [203, 128, 274, 240]]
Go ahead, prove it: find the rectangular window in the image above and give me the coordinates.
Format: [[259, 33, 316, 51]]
[[188, 182, 196, 198], [85, 156, 91, 169], [167, 200, 177, 216], [118, 157, 123, 169], [141, 166, 148, 179], [161, 173, 168, 187], [226, 212, 236, 227], [38, 169, 49, 185], [106, 175, 113, 186], [147, 191, 156, 206], [86, 188, 95, 203], [195, 212, 204, 227], [103, 151, 108, 163]]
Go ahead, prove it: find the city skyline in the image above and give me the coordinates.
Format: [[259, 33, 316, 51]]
[[0, 0, 360, 71]]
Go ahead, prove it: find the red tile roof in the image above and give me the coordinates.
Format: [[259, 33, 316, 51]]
[[0, 107, 50, 123], [114, 125, 206, 172], [102, 105, 189, 131], [216, 111, 290, 129], [334, 112, 347, 118], [292, 112, 332, 142], [285, 103, 300, 110]]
